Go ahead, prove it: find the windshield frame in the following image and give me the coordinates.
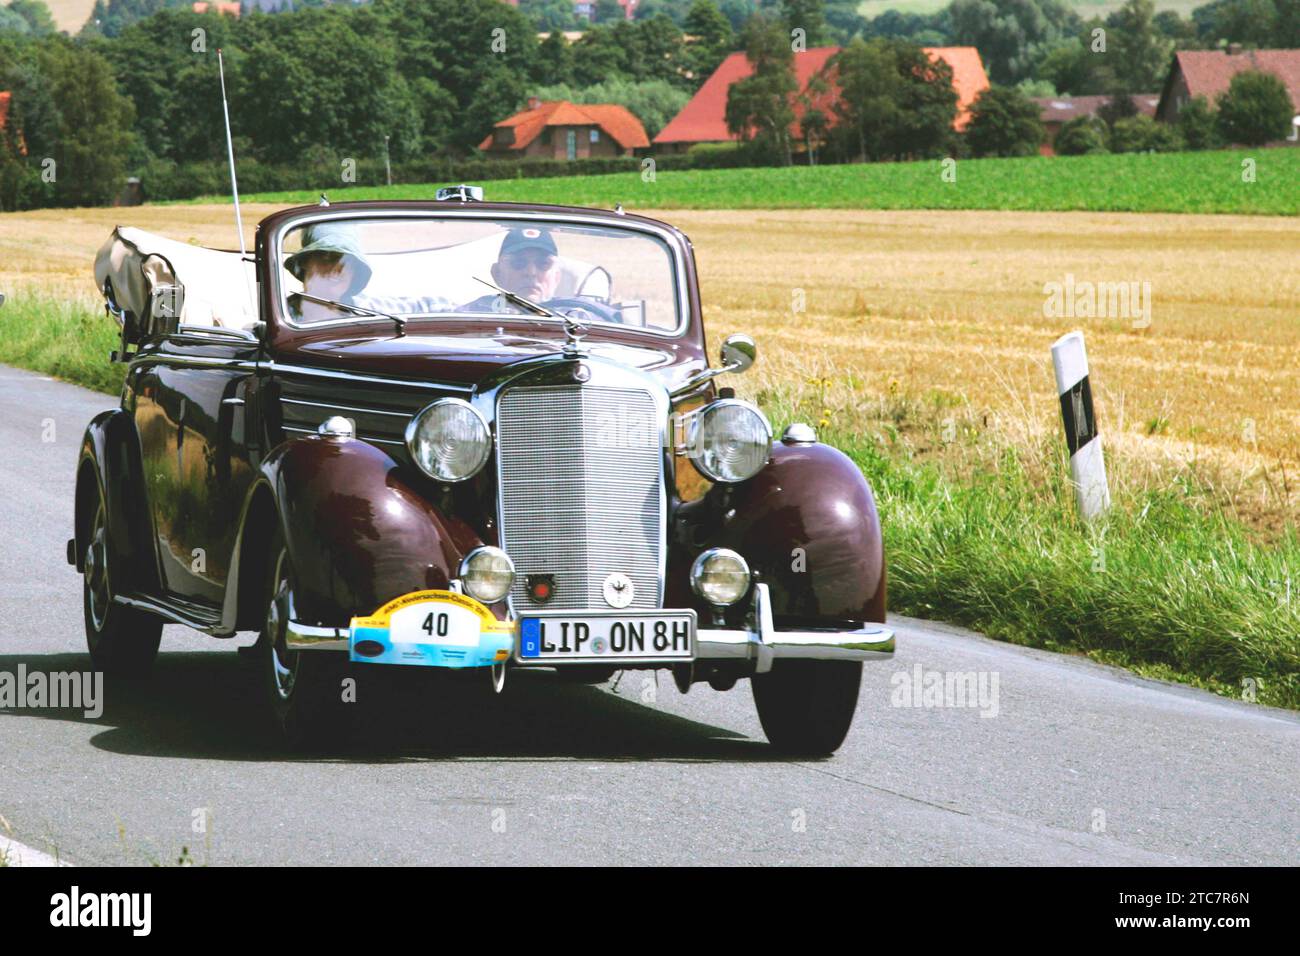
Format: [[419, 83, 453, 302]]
[[267, 207, 691, 338]]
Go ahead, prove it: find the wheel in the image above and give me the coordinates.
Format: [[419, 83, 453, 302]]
[[83, 491, 162, 676], [260, 531, 347, 749], [751, 660, 863, 755]]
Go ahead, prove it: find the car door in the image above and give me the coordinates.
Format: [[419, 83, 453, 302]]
[[129, 325, 260, 610]]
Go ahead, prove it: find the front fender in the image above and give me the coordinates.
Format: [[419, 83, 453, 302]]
[[670, 441, 886, 627], [260, 435, 487, 625]]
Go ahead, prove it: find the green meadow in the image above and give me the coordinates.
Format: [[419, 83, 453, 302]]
[[199, 150, 1300, 216]]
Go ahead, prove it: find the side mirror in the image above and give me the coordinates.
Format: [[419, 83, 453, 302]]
[[720, 333, 756, 375], [671, 332, 759, 398]]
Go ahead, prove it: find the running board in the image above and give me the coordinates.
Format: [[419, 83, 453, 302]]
[[113, 593, 232, 636]]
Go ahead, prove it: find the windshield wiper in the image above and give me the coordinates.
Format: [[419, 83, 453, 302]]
[[473, 276, 557, 318], [294, 291, 407, 335]]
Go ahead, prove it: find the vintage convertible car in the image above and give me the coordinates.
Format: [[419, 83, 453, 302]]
[[71, 187, 892, 753]]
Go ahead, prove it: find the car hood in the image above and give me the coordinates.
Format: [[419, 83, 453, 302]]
[[274, 330, 699, 390]]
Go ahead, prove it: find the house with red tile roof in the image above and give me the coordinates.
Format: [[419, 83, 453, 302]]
[[1033, 94, 1160, 155], [479, 98, 650, 159], [652, 46, 989, 154], [1157, 49, 1300, 142]]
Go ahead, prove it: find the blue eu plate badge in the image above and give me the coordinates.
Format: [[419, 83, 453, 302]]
[[520, 618, 542, 658]]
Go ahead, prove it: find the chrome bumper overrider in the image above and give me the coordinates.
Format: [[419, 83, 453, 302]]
[[285, 584, 894, 671], [695, 583, 892, 673]]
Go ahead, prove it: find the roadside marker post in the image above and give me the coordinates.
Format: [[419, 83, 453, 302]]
[[1051, 331, 1110, 521]]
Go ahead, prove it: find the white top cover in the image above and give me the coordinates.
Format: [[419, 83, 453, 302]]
[[94, 226, 258, 330]]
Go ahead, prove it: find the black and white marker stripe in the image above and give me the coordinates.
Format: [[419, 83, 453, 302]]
[[1051, 331, 1110, 520]]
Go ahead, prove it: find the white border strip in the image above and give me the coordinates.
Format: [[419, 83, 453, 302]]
[[0, 834, 71, 867]]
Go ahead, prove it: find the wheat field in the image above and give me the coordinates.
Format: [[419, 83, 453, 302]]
[[2, 202, 1297, 526]]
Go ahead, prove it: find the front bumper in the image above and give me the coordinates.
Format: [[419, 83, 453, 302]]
[[285, 584, 893, 672], [696, 585, 892, 673]]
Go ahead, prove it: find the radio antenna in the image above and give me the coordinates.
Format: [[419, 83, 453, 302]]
[[217, 49, 246, 258]]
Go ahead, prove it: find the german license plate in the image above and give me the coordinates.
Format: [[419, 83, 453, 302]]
[[517, 611, 696, 663]]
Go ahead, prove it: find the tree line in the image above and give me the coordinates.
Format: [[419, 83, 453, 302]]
[[0, 0, 1297, 208], [723, 2, 1296, 164]]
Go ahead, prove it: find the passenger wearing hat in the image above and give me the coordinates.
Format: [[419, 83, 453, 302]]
[[285, 224, 374, 323], [286, 222, 452, 323], [459, 226, 561, 313]]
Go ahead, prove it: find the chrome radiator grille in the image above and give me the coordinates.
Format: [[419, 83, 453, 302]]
[[496, 384, 664, 611]]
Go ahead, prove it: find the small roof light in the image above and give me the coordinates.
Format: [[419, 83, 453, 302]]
[[435, 184, 484, 202]]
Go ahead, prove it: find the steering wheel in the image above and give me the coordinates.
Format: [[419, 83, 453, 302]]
[[540, 297, 624, 326]]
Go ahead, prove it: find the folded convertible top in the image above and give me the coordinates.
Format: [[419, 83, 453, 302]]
[[93, 226, 257, 331]]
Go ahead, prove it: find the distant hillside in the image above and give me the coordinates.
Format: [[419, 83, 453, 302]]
[[46, 0, 96, 32], [42, 0, 371, 34]]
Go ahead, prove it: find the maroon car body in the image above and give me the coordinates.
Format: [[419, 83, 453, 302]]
[[71, 195, 892, 753]]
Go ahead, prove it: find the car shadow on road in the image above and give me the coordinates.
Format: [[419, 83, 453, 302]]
[[0, 651, 790, 763]]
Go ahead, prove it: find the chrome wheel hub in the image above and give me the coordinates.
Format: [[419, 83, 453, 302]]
[[85, 506, 110, 631], [267, 553, 297, 701]]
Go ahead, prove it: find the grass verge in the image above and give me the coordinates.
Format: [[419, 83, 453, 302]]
[[4, 294, 1296, 708], [764, 393, 1300, 710], [0, 295, 125, 395], [192, 149, 1300, 216]]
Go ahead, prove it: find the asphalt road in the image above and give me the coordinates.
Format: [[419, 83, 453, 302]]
[[1, 364, 1296, 866]]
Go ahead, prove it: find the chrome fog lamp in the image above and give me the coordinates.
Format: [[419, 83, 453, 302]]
[[459, 547, 515, 604], [406, 398, 491, 482], [690, 548, 751, 607], [687, 399, 772, 483]]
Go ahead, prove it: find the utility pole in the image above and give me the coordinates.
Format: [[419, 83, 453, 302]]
[[384, 135, 392, 188]]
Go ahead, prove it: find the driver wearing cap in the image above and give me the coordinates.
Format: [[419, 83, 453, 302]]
[[460, 227, 561, 313]]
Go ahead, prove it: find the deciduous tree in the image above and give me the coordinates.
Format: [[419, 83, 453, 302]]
[[964, 84, 1045, 156], [831, 36, 957, 161], [725, 16, 797, 164], [683, 0, 733, 80], [948, 0, 1081, 85], [1216, 69, 1294, 145], [1109, 0, 1173, 93]]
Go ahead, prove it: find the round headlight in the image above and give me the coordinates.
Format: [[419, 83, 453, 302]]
[[406, 398, 491, 482], [688, 400, 772, 483], [690, 548, 751, 606], [459, 547, 515, 604]]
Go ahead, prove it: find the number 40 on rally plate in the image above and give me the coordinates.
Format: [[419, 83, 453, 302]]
[[348, 590, 513, 668]]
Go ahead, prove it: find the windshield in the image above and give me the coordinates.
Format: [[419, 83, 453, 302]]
[[278, 215, 682, 333]]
